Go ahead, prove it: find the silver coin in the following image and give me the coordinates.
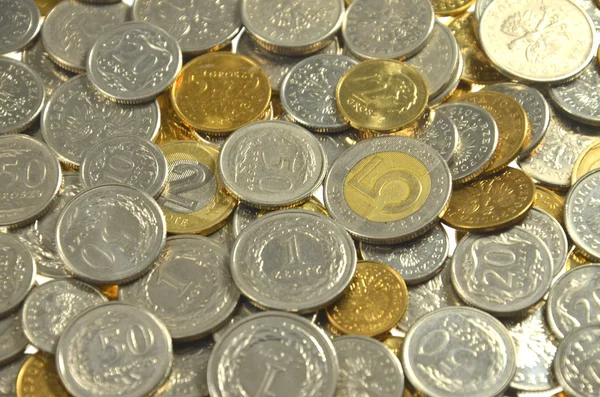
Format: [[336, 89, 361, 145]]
[[235, 31, 339, 93], [0, 234, 36, 317], [546, 264, 600, 339], [452, 227, 554, 316], [436, 102, 499, 183], [324, 136, 452, 244], [218, 121, 327, 208], [333, 336, 404, 396], [120, 235, 239, 341], [475, 0, 495, 21], [0, 58, 45, 135], [41, 75, 160, 167], [56, 302, 173, 397], [22, 279, 107, 353], [231, 210, 356, 312], [402, 306, 517, 397], [0, 0, 40, 55], [573, 0, 600, 30], [565, 169, 600, 261], [360, 223, 449, 285], [406, 22, 461, 99], [80, 135, 168, 198], [207, 312, 338, 397], [155, 338, 213, 397], [231, 203, 260, 237], [429, 51, 464, 105], [56, 184, 166, 285], [0, 355, 27, 396], [11, 173, 82, 278], [518, 107, 597, 190], [549, 61, 600, 126], [206, 219, 236, 251], [0, 309, 29, 366], [485, 83, 551, 157], [518, 208, 568, 277], [342, 0, 434, 60], [553, 324, 600, 397], [42, 1, 130, 72], [22, 38, 75, 96], [280, 55, 358, 132], [503, 304, 559, 392], [241, 0, 344, 55], [211, 298, 261, 343], [0, 135, 61, 228], [305, 310, 337, 341], [414, 110, 459, 162], [87, 22, 182, 103], [132, 0, 241, 55]]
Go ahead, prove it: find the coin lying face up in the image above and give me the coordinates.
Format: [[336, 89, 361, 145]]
[[565, 168, 600, 261], [0, 234, 36, 318], [0, 0, 41, 55]]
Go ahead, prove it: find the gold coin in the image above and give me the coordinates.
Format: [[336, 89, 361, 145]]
[[572, 139, 600, 184], [326, 260, 408, 337], [153, 94, 201, 146], [382, 336, 404, 359], [453, 91, 529, 175], [431, 0, 476, 16], [17, 353, 70, 397], [35, 0, 61, 16], [158, 141, 237, 234], [336, 60, 428, 134], [171, 53, 271, 135], [271, 94, 285, 119], [442, 167, 535, 232], [100, 284, 118, 300], [566, 247, 590, 271], [534, 185, 565, 226]]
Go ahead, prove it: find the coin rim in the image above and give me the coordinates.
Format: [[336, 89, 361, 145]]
[[565, 168, 600, 261]]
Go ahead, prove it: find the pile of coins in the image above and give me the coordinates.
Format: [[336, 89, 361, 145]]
[[0, 0, 600, 396]]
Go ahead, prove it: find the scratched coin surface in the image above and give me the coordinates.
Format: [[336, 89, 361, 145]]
[[56, 184, 166, 285], [565, 169, 600, 261], [87, 22, 182, 103], [479, 0, 596, 83], [0, 355, 27, 396], [412, 111, 458, 163], [22, 279, 107, 353], [22, 38, 74, 96], [16, 353, 70, 397], [550, 61, 600, 126], [402, 307, 517, 397], [80, 135, 168, 198], [0, 309, 29, 365], [56, 302, 173, 397], [41, 75, 160, 167], [120, 235, 239, 341], [207, 312, 338, 397], [231, 210, 356, 312], [333, 336, 405, 396], [42, 1, 130, 72], [0, 234, 36, 317], [0, 0, 41, 55]]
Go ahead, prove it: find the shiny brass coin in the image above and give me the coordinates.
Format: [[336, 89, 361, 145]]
[[442, 167, 535, 232], [17, 353, 70, 397], [431, 0, 476, 16], [336, 60, 428, 134], [158, 141, 237, 235], [572, 139, 600, 184], [326, 260, 408, 337], [171, 52, 271, 135], [534, 185, 565, 226], [382, 336, 404, 359], [100, 284, 118, 301], [565, 247, 590, 271], [452, 91, 529, 175], [271, 94, 285, 119], [35, 0, 61, 16], [153, 94, 201, 146]]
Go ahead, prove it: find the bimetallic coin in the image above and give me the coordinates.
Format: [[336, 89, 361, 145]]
[[0, 309, 29, 366], [334, 336, 405, 396], [56, 184, 166, 285], [231, 210, 356, 312], [22, 38, 74, 96], [42, 1, 130, 72], [41, 75, 160, 167], [479, 0, 595, 84], [132, 0, 241, 55], [0, 235, 36, 317], [22, 279, 107, 353], [325, 136, 452, 244], [572, 139, 600, 184], [120, 235, 239, 341], [16, 353, 70, 397], [87, 22, 182, 103], [0, 0, 41, 55], [0, 135, 61, 228], [565, 169, 600, 261], [211, 299, 261, 343], [80, 135, 168, 198], [242, 0, 344, 55], [56, 303, 173, 397], [550, 61, 600, 126], [207, 312, 338, 397], [0, 355, 27, 396], [402, 307, 517, 397]]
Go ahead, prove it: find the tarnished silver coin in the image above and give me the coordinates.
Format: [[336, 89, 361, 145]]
[[120, 235, 239, 341], [452, 227, 554, 316], [333, 336, 404, 396], [218, 121, 327, 209], [132, 0, 241, 55], [0, 58, 45, 135], [80, 135, 168, 198], [241, 0, 344, 55], [550, 61, 600, 126], [22, 38, 75, 96], [547, 264, 600, 339], [231, 210, 356, 312], [573, 0, 600, 30], [360, 223, 449, 285], [207, 312, 338, 397], [42, 1, 130, 72], [0, 234, 36, 317], [22, 279, 107, 353], [343, 0, 434, 60], [0, 309, 29, 366], [56, 302, 173, 397], [212, 299, 261, 343], [56, 184, 166, 285], [0, 0, 40, 55], [565, 169, 600, 261], [414, 110, 459, 162], [41, 75, 160, 167], [87, 22, 182, 103], [0, 135, 61, 228], [0, 355, 27, 395]]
